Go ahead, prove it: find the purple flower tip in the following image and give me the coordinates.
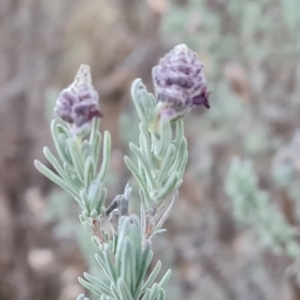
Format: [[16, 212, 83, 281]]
[[55, 64, 102, 131], [152, 44, 210, 120], [192, 87, 210, 109]]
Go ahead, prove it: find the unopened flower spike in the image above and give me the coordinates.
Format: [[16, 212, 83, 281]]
[[55, 64, 102, 134], [152, 44, 210, 121]]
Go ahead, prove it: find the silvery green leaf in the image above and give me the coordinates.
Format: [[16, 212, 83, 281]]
[[34, 160, 78, 198], [129, 142, 156, 191], [115, 218, 128, 255], [146, 93, 157, 111], [95, 252, 115, 283], [178, 151, 188, 179], [133, 244, 151, 299], [76, 294, 90, 300], [43, 146, 69, 183], [126, 238, 137, 292], [139, 123, 154, 168], [79, 189, 89, 212], [98, 187, 107, 213], [158, 118, 172, 156], [168, 137, 187, 178], [67, 139, 84, 182], [148, 229, 167, 242], [147, 283, 159, 300], [139, 260, 162, 297], [84, 156, 95, 187], [81, 220, 92, 232], [91, 235, 101, 247], [87, 180, 102, 207], [157, 144, 176, 183], [89, 116, 100, 146], [82, 140, 91, 159], [155, 192, 178, 230], [78, 277, 102, 297], [138, 160, 148, 190], [50, 120, 72, 164], [130, 224, 143, 274], [112, 232, 118, 255], [118, 237, 134, 289], [141, 289, 151, 300], [131, 79, 148, 124], [90, 208, 99, 218], [83, 272, 112, 297], [157, 269, 172, 289], [146, 251, 154, 269], [103, 245, 117, 283], [63, 162, 82, 187], [174, 119, 184, 148], [155, 173, 179, 205], [104, 230, 111, 243], [110, 282, 122, 300], [56, 123, 72, 138], [157, 289, 166, 300], [98, 131, 111, 182], [117, 278, 134, 300], [124, 156, 151, 206], [92, 131, 102, 168]]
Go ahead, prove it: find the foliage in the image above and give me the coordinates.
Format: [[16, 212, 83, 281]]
[[162, 1, 300, 268], [34, 49, 197, 298], [226, 158, 300, 258]]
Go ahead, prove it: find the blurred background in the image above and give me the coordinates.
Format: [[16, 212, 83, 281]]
[[1, 0, 300, 299]]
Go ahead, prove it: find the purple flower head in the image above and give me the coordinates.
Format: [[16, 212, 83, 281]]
[[55, 64, 102, 133], [152, 44, 210, 120]]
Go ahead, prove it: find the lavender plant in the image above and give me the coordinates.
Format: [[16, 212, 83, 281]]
[[34, 44, 209, 300], [226, 158, 300, 258]]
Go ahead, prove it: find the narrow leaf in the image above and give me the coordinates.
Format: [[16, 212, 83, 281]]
[[84, 156, 95, 187], [158, 269, 172, 289], [157, 289, 166, 300], [67, 139, 84, 182], [155, 173, 178, 205], [92, 131, 102, 171], [158, 119, 172, 156], [98, 131, 111, 182], [78, 277, 101, 297], [110, 283, 122, 300], [43, 147, 69, 182], [117, 278, 134, 300], [129, 142, 156, 190], [50, 120, 71, 164], [34, 160, 78, 197], [83, 272, 112, 297], [157, 144, 176, 183], [155, 192, 178, 230], [95, 253, 115, 283], [124, 156, 151, 207], [104, 245, 117, 283], [133, 244, 151, 299], [139, 261, 162, 297], [148, 283, 159, 300]]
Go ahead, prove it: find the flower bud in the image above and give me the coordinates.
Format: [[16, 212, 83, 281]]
[[152, 44, 209, 120], [55, 64, 102, 133]]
